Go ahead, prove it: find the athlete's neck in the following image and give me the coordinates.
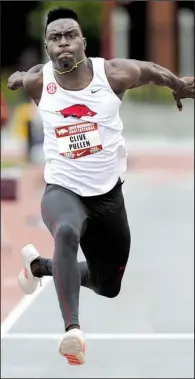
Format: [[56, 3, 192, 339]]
[[53, 56, 88, 76], [53, 58, 93, 91]]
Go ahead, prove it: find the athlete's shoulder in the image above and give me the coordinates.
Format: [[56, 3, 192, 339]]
[[27, 63, 44, 75], [105, 58, 139, 75], [103, 59, 127, 94], [104, 58, 140, 94], [24, 70, 42, 89], [24, 60, 52, 85]]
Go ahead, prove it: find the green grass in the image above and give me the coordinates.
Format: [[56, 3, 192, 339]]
[[126, 84, 174, 104], [1, 160, 27, 169]]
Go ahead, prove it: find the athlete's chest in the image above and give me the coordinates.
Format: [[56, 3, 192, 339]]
[[41, 83, 120, 124]]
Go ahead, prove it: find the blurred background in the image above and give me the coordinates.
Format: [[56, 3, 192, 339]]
[[1, 1, 194, 378]]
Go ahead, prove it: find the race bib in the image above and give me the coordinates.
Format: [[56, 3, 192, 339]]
[[55, 122, 103, 159]]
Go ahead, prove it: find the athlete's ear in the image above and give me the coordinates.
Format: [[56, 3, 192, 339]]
[[45, 41, 49, 55], [83, 38, 87, 50]]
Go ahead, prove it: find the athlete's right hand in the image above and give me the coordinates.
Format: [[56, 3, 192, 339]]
[[7, 71, 25, 90]]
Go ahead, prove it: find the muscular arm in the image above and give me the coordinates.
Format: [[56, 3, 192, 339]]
[[106, 59, 194, 97], [7, 64, 44, 90]]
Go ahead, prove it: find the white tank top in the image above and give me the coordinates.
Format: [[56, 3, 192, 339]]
[[38, 58, 127, 196]]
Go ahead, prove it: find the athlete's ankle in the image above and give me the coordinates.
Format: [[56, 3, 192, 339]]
[[66, 324, 80, 332], [31, 257, 52, 278], [31, 258, 43, 278]]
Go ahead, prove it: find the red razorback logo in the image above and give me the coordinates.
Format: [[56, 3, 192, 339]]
[[57, 104, 97, 119]]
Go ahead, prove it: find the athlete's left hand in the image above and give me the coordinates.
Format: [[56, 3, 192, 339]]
[[7, 71, 25, 90], [172, 76, 194, 111]]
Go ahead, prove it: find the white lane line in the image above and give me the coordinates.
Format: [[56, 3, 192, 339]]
[[1, 277, 52, 338], [2, 332, 194, 341]]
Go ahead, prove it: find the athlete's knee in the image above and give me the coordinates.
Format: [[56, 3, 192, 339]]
[[97, 284, 121, 298], [56, 223, 80, 245]]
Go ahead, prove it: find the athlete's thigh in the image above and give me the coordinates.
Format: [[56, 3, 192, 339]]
[[41, 184, 87, 237], [80, 193, 131, 282]]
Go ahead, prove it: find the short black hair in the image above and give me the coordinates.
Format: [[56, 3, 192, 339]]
[[45, 7, 80, 33]]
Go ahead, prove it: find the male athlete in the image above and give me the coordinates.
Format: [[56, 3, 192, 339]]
[[8, 7, 194, 366]]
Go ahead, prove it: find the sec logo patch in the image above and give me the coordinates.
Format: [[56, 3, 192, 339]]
[[47, 82, 57, 94]]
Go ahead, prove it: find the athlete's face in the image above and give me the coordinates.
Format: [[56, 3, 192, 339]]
[[45, 19, 86, 70]]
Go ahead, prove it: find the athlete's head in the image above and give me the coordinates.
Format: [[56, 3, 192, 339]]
[[45, 8, 87, 71]]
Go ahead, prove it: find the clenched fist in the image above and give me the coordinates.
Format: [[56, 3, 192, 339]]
[[173, 76, 194, 111], [7, 71, 25, 90]]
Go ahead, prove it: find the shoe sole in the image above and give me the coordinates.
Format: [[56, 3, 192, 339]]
[[18, 247, 40, 295], [59, 333, 86, 365]]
